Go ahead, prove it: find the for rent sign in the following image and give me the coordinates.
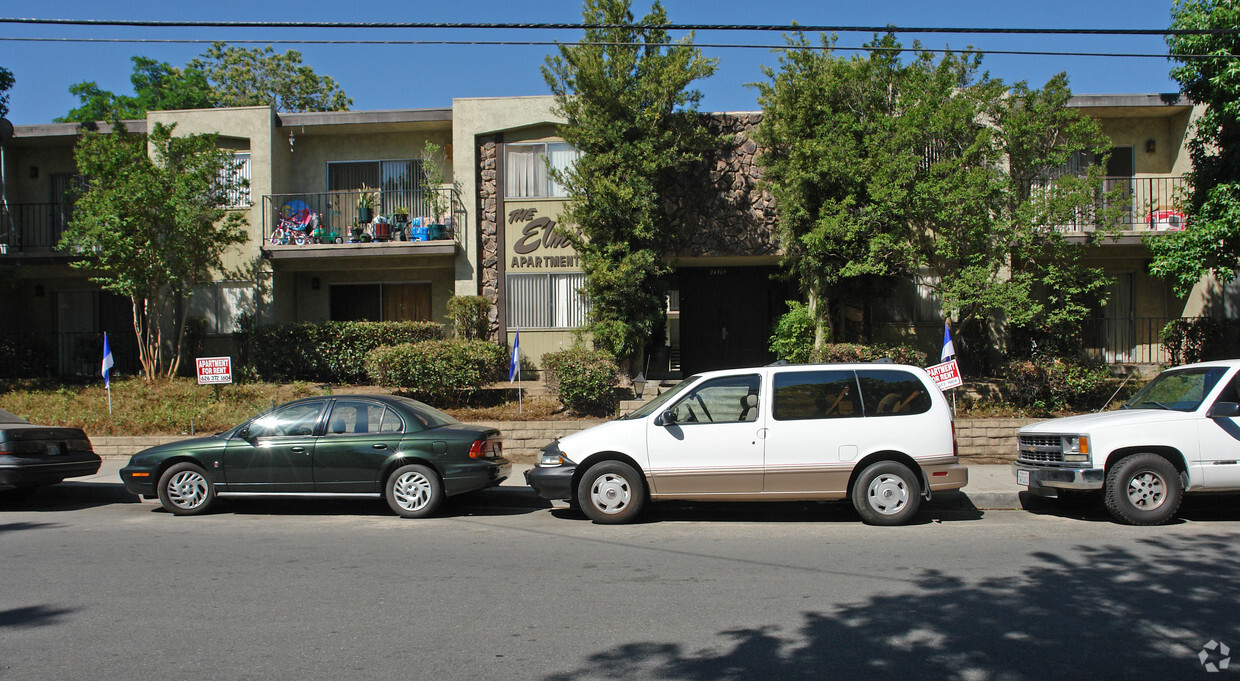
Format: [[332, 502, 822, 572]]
[[926, 359, 962, 391], [196, 356, 233, 385]]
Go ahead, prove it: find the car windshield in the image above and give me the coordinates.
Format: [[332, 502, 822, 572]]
[[1123, 366, 1230, 412], [625, 376, 700, 419], [0, 408, 29, 424]]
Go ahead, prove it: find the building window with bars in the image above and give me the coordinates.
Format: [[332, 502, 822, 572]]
[[221, 153, 251, 209], [505, 142, 580, 199], [506, 272, 590, 329]]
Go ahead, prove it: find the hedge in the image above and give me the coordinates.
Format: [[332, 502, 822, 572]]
[[542, 347, 620, 417], [1161, 318, 1240, 366], [365, 339, 506, 404], [236, 319, 444, 383], [1004, 358, 1112, 414], [809, 343, 928, 367]]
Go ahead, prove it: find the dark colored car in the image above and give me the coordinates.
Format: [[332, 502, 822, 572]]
[[0, 407, 101, 491], [119, 395, 510, 518]]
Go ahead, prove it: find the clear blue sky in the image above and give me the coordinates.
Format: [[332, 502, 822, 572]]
[[0, 0, 1182, 125]]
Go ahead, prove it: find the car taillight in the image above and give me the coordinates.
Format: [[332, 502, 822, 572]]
[[0, 440, 10, 454], [469, 438, 501, 459]]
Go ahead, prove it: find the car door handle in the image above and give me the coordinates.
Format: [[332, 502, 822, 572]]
[[290, 446, 307, 454], [372, 444, 388, 450]]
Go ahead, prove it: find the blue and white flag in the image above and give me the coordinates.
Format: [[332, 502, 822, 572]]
[[509, 327, 520, 383], [101, 332, 114, 387], [941, 322, 956, 363]]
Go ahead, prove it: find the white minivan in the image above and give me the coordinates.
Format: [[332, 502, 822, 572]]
[[525, 362, 967, 525]]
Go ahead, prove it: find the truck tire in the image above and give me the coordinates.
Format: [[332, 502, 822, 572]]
[[1104, 453, 1183, 526]]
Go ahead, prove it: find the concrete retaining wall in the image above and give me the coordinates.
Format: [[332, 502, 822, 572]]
[[95, 417, 1039, 464]]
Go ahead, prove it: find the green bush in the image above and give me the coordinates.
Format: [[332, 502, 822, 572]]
[[236, 318, 444, 383], [365, 339, 505, 404], [768, 301, 815, 363], [1004, 358, 1111, 414], [446, 295, 493, 340], [541, 347, 620, 417], [1161, 318, 1240, 366], [0, 334, 52, 378], [809, 343, 928, 366]]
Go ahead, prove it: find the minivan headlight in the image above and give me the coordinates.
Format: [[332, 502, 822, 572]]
[[1062, 435, 1090, 463]]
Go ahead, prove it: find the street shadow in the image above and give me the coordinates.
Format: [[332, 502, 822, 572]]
[[171, 488, 546, 519], [0, 521, 62, 534], [0, 605, 78, 629], [1019, 491, 1240, 524], [0, 481, 139, 512], [543, 533, 1240, 680], [551, 497, 983, 525]]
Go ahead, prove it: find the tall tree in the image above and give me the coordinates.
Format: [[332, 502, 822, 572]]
[[1147, 0, 1240, 296], [56, 57, 214, 123], [543, 0, 717, 362], [60, 123, 248, 379], [0, 66, 13, 118], [755, 34, 1118, 357], [188, 43, 351, 112]]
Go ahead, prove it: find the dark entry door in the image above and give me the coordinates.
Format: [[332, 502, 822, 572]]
[[678, 267, 787, 375]]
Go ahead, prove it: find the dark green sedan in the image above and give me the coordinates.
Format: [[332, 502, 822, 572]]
[[120, 395, 510, 518]]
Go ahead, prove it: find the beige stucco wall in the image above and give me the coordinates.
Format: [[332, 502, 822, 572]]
[[277, 129, 453, 194], [6, 141, 77, 204]]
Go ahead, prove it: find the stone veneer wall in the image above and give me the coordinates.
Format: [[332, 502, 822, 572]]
[[477, 134, 503, 340], [94, 418, 1038, 464]]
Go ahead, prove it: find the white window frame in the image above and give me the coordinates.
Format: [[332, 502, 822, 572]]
[[505, 142, 580, 199]]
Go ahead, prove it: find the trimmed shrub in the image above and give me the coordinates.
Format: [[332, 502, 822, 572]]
[[1004, 358, 1111, 414], [809, 343, 928, 367], [365, 339, 505, 404], [446, 295, 493, 340], [1161, 318, 1240, 366], [768, 301, 815, 364], [236, 319, 444, 383], [542, 347, 620, 417]]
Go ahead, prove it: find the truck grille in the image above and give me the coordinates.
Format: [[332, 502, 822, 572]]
[[1017, 435, 1064, 463]]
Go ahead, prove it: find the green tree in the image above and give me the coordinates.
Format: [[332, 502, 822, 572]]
[[1147, 0, 1240, 296], [188, 43, 351, 112], [56, 57, 213, 123], [0, 66, 13, 118], [755, 34, 1117, 356], [60, 123, 248, 379], [543, 0, 717, 363]]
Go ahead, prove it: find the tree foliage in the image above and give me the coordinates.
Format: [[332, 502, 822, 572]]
[[0, 66, 13, 118], [60, 123, 249, 380], [57, 44, 350, 123], [542, 0, 717, 362], [754, 33, 1117, 355], [1147, 0, 1240, 296]]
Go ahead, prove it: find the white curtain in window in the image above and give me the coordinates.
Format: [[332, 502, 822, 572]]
[[546, 144, 580, 198], [506, 146, 545, 198], [553, 273, 588, 328]]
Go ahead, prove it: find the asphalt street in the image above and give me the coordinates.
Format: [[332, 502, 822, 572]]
[[3, 474, 1240, 681]]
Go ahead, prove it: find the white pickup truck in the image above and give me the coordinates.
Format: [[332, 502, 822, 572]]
[[1013, 359, 1240, 525]]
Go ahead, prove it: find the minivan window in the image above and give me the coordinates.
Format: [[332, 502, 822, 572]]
[[856, 370, 932, 416], [773, 370, 859, 421], [667, 375, 761, 424]]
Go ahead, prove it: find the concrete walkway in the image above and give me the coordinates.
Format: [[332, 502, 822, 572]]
[[83, 458, 1026, 510]]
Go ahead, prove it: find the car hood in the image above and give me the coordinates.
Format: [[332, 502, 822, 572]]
[[1021, 408, 1195, 434], [557, 419, 640, 454], [131, 434, 226, 460]]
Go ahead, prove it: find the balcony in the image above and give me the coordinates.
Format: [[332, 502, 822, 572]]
[[1044, 176, 1188, 238], [260, 187, 466, 261], [0, 203, 73, 256]]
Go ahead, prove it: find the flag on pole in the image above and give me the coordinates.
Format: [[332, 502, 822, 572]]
[[509, 327, 520, 383], [101, 332, 114, 387], [941, 321, 956, 363]]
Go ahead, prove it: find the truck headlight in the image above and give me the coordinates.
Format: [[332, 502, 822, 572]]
[[1062, 435, 1090, 463]]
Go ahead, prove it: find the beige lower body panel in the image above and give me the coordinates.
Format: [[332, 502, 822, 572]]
[[647, 456, 966, 500]]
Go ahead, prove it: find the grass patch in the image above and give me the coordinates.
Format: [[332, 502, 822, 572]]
[[0, 378, 596, 435]]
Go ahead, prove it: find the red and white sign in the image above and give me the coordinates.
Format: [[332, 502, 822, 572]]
[[926, 359, 962, 391], [196, 356, 233, 385]]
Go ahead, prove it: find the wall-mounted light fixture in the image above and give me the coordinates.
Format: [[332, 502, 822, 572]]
[[1146, 139, 1156, 154], [34, 284, 45, 297], [288, 130, 296, 153], [311, 277, 321, 290], [28, 166, 37, 178]]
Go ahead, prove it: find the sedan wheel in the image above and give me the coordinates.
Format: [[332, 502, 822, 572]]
[[156, 462, 215, 516], [385, 464, 443, 519]]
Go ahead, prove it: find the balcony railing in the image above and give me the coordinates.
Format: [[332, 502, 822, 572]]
[[0, 203, 74, 254], [1040, 175, 1188, 234], [260, 187, 466, 251], [1079, 317, 1172, 365]]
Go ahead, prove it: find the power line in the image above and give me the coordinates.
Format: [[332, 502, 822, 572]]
[[0, 36, 1232, 61], [0, 17, 1237, 36]]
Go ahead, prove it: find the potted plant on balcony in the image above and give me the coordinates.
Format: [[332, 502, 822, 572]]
[[392, 205, 410, 223], [420, 141, 452, 241], [356, 185, 377, 225]]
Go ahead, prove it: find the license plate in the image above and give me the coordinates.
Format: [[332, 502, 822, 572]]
[[46, 443, 61, 455], [1017, 469, 1030, 486]]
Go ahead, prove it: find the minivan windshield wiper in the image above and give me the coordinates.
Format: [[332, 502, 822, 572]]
[[1133, 400, 1172, 410]]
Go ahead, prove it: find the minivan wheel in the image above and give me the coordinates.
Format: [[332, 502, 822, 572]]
[[577, 461, 645, 524], [852, 461, 921, 526], [1104, 453, 1182, 526]]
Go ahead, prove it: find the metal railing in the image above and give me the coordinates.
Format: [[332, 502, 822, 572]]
[[0, 331, 140, 378], [1038, 176, 1188, 234], [0, 203, 74, 254], [260, 187, 466, 250], [1078, 317, 1171, 365]]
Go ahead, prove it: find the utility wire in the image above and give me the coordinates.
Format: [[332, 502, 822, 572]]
[[0, 36, 1231, 61], [0, 18, 1237, 36]]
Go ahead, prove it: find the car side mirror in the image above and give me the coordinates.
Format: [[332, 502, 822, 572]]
[[1208, 402, 1240, 419], [660, 409, 678, 426]]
